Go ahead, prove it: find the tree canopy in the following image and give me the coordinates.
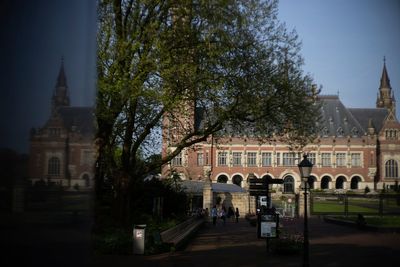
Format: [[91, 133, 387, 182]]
[[95, 0, 320, 220]]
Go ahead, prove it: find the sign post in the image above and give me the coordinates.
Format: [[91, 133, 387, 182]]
[[248, 175, 283, 252]]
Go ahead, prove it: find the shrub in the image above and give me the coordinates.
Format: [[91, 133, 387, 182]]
[[93, 227, 132, 255], [269, 232, 303, 255], [364, 186, 370, 194]]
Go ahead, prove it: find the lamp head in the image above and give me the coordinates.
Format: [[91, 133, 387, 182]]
[[298, 154, 313, 180]]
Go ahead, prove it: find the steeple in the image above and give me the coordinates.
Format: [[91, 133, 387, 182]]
[[379, 56, 391, 89], [56, 57, 68, 88], [376, 57, 395, 114], [51, 57, 70, 114]]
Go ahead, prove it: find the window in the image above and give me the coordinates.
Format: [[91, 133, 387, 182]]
[[385, 160, 398, 178], [351, 153, 361, 167], [276, 152, 281, 166], [197, 152, 203, 166], [261, 152, 272, 167], [218, 152, 227, 166], [336, 153, 346, 167], [49, 128, 60, 136], [232, 152, 242, 166], [283, 176, 294, 193], [247, 152, 257, 167], [321, 153, 331, 167], [386, 129, 398, 140], [351, 127, 359, 137], [48, 157, 60, 176], [171, 152, 182, 166], [232, 175, 243, 187], [308, 153, 316, 165], [283, 153, 296, 166], [336, 127, 344, 137]]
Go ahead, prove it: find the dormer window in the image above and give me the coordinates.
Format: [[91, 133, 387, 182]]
[[336, 127, 344, 137], [351, 127, 359, 137], [322, 127, 328, 137]]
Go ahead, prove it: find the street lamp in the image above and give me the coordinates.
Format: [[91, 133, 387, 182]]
[[298, 154, 313, 267]]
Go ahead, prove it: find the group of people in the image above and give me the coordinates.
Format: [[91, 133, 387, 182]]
[[210, 205, 240, 226]]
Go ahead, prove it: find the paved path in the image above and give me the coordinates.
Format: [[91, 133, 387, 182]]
[[93, 216, 400, 267], [2, 212, 399, 267]]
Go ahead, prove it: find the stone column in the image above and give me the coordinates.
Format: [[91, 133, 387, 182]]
[[203, 170, 213, 213]]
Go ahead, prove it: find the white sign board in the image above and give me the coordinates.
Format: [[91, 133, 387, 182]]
[[260, 221, 277, 238]]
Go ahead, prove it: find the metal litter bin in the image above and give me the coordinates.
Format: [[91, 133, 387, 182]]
[[133, 224, 146, 254]]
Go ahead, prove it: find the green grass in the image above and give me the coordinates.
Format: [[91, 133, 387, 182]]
[[313, 202, 345, 212], [313, 202, 377, 213]]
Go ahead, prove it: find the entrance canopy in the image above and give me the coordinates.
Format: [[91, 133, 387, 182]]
[[180, 180, 246, 195]]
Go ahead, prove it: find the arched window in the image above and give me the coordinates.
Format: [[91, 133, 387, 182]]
[[217, 174, 228, 183], [335, 176, 346, 189], [351, 176, 361, 189], [385, 160, 399, 178], [232, 175, 243, 187], [283, 176, 294, 193], [48, 157, 60, 176], [321, 176, 331, 189]]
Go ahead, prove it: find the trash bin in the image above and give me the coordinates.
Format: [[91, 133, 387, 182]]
[[133, 224, 146, 254]]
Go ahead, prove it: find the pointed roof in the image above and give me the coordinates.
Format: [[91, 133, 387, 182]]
[[56, 57, 68, 88], [380, 57, 391, 89]]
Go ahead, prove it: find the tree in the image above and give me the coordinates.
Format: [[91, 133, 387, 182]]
[[96, 0, 320, 223]]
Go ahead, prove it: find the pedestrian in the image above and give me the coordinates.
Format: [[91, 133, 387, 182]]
[[235, 207, 240, 223], [211, 205, 218, 226], [220, 206, 226, 225], [228, 206, 235, 221]]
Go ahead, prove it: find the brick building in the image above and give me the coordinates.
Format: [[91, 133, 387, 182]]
[[162, 60, 400, 197], [28, 59, 96, 190]]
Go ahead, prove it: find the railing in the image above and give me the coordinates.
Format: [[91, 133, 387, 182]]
[[310, 192, 400, 216]]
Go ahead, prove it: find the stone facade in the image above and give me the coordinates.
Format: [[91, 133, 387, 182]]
[[28, 59, 95, 190], [162, 60, 400, 208]]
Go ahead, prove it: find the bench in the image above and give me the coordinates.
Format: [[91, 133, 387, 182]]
[[160, 216, 204, 250]]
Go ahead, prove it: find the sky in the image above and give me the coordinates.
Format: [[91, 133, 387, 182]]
[[0, 0, 399, 154], [278, 0, 400, 113]]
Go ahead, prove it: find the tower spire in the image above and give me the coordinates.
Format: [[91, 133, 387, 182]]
[[56, 56, 68, 88], [52, 57, 70, 113], [379, 56, 391, 89]]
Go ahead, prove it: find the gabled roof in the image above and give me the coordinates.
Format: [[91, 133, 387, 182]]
[[193, 94, 389, 138], [58, 107, 95, 136], [348, 108, 388, 133], [312, 95, 365, 137]]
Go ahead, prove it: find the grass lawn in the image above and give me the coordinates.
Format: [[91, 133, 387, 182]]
[[313, 202, 377, 213]]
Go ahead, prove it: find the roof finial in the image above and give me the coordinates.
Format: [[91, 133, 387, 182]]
[[383, 56, 386, 64]]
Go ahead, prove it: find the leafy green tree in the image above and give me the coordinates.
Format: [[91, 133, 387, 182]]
[[95, 0, 320, 223]]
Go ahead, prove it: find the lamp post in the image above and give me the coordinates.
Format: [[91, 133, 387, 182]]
[[298, 154, 313, 267]]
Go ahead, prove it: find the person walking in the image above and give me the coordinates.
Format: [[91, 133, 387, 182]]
[[235, 207, 240, 223], [220, 206, 227, 225], [211, 205, 218, 226], [228, 206, 235, 222]]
